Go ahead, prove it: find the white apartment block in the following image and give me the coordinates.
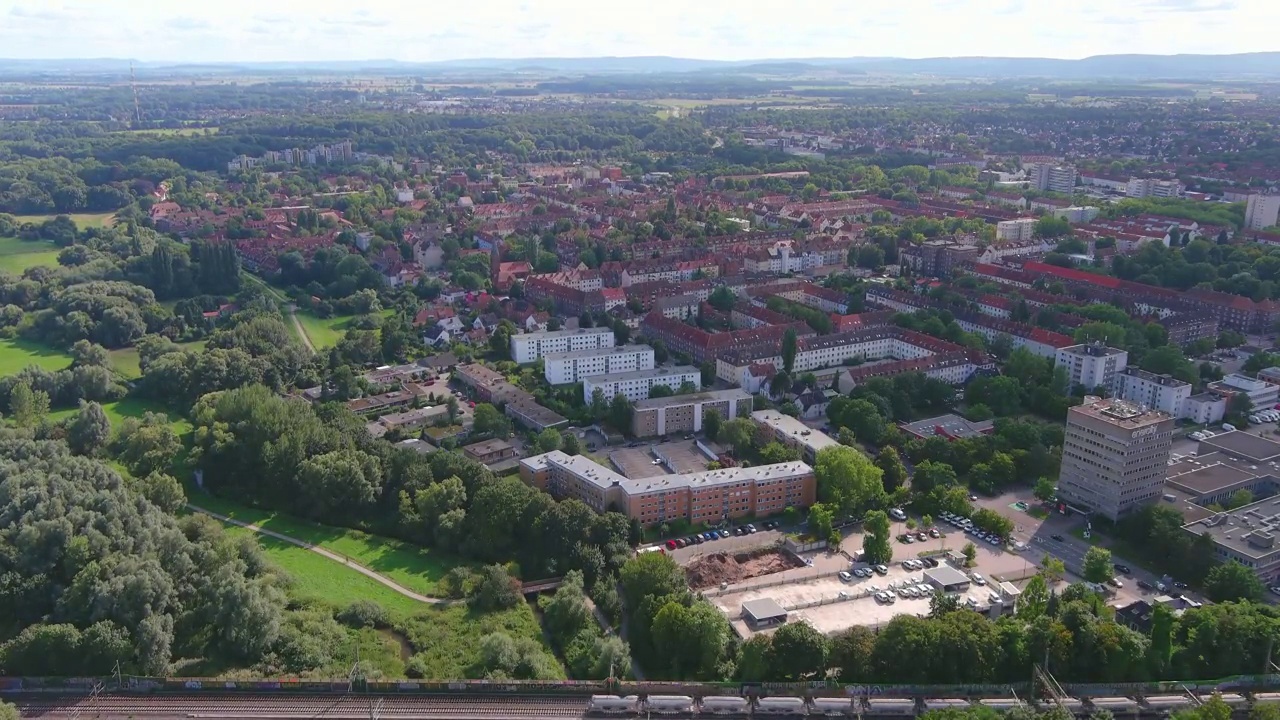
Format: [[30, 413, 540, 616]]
[[1053, 206, 1101, 224], [1113, 367, 1192, 417], [511, 327, 616, 364], [1029, 163, 1078, 194], [543, 344, 656, 385], [582, 366, 702, 403], [996, 218, 1037, 243], [1126, 178, 1183, 199], [1055, 343, 1129, 391], [1246, 195, 1280, 231]]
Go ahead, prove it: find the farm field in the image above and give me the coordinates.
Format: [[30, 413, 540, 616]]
[[0, 337, 73, 374], [0, 236, 61, 275], [11, 211, 116, 229]]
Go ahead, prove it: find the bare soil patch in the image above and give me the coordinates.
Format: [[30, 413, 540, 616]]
[[685, 548, 805, 590]]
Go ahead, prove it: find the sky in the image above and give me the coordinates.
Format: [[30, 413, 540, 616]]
[[0, 0, 1277, 64]]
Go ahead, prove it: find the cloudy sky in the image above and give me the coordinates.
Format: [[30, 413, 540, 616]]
[[0, 0, 1275, 63]]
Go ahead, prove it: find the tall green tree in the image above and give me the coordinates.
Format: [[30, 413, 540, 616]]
[[862, 510, 892, 564], [781, 328, 797, 375], [1082, 546, 1113, 584], [815, 445, 886, 517]]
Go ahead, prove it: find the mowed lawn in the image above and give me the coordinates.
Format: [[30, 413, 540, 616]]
[[221, 525, 429, 619], [0, 337, 73, 374], [188, 493, 461, 598], [47, 397, 193, 434], [296, 310, 394, 350], [0, 236, 62, 275], [11, 212, 116, 229], [108, 339, 205, 380]]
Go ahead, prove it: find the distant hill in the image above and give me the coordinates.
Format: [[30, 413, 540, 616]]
[[2, 52, 1279, 80]]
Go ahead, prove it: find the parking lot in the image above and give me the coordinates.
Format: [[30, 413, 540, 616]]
[[609, 446, 667, 479], [666, 527, 787, 564], [653, 440, 714, 473], [713, 551, 1010, 637]]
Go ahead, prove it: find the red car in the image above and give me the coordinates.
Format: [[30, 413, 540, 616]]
[[666, 540, 677, 550]]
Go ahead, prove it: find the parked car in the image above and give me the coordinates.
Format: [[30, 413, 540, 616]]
[[719, 529, 730, 538], [1050, 534, 1065, 542], [1114, 563, 1131, 574], [747, 524, 757, 533], [839, 571, 853, 583], [916, 532, 928, 541], [1137, 580, 1154, 591], [889, 508, 907, 521], [971, 573, 986, 586], [929, 528, 941, 538], [874, 564, 889, 575], [666, 540, 677, 550]]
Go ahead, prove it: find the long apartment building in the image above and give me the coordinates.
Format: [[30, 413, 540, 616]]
[[543, 344, 655, 384], [717, 324, 988, 388], [1055, 343, 1129, 391], [632, 388, 753, 438], [510, 327, 616, 363], [1057, 398, 1174, 521], [453, 363, 569, 431], [582, 365, 701, 403], [865, 286, 1073, 358], [519, 450, 815, 525], [639, 311, 814, 365], [750, 410, 841, 463]]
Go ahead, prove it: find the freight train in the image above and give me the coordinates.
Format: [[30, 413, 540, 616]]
[[587, 692, 1265, 717]]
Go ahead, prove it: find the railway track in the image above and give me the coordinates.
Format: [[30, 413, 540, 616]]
[[9, 693, 591, 719]]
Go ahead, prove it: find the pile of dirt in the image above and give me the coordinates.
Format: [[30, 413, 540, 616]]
[[685, 549, 806, 590]]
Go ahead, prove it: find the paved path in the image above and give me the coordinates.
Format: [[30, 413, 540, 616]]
[[286, 304, 316, 353], [189, 503, 449, 605]]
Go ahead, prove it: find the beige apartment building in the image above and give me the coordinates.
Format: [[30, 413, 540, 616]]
[[1057, 398, 1174, 521], [631, 389, 753, 438]]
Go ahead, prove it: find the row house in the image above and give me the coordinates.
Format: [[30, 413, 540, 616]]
[[620, 257, 720, 287], [639, 312, 814, 366], [950, 309, 1076, 359], [838, 351, 989, 392]]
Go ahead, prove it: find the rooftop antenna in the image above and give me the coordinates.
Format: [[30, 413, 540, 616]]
[[130, 61, 142, 126]]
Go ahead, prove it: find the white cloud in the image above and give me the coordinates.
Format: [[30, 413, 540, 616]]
[[0, 0, 1275, 62]]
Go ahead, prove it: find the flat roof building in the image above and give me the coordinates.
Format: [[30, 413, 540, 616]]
[[1055, 343, 1128, 392], [924, 565, 972, 593], [518, 450, 815, 525], [741, 598, 788, 628], [750, 410, 840, 463], [902, 414, 995, 441], [1114, 367, 1192, 418], [543, 344, 655, 385], [582, 365, 701, 403], [1183, 497, 1280, 584], [1199, 431, 1280, 464], [632, 388, 753, 438], [1058, 398, 1174, 521], [510, 327, 615, 364]]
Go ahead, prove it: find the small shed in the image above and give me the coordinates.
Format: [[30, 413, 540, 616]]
[[924, 565, 972, 593], [741, 598, 788, 628], [998, 581, 1021, 605]]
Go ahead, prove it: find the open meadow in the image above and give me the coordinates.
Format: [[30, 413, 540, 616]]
[[0, 235, 62, 275]]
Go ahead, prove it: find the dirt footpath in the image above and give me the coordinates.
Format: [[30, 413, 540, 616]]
[[685, 549, 805, 590]]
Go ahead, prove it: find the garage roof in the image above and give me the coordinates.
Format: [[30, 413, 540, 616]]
[[741, 597, 788, 622], [925, 565, 971, 587]]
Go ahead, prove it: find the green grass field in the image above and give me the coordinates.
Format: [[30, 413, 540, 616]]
[[296, 310, 395, 350], [0, 337, 73, 374], [47, 397, 193, 434], [11, 211, 116, 229], [222, 525, 431, 619], [188, 494, 461, 598], [107, 339, 205, 380], [0, 236, 62, 275]]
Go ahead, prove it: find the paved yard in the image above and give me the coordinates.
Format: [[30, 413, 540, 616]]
[[653, 440, 714, 473], [609, 447, 666, 479]]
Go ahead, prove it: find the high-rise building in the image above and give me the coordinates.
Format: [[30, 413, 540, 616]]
[[1029, 163, 1078, 194], [1055, 343, 1129, 392], [1057, 399, 1174, 521], [1245, 195, 1280, 231]]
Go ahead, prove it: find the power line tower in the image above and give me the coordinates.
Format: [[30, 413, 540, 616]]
[[129, 61, 142, 126], [1033, 663, 1069, 712]]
